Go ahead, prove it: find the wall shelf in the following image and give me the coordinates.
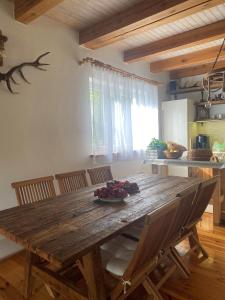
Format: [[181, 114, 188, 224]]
[[170, 87, 204, 95], [194, 119, 225, 123], [197, 100, 225, 106]]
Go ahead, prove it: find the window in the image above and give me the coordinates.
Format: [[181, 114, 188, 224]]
[[89, 64, 159, 160]]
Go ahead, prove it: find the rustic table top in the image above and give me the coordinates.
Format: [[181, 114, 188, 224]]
[[0, 174, 202, 267]]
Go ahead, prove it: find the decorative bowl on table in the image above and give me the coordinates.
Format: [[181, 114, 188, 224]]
[[94, 180, 140, 203]]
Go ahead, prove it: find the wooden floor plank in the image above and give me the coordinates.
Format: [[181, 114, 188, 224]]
[[163, 213, 225, 300], [0, 275, 25, 300]]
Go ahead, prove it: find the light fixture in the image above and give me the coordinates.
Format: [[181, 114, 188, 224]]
[[202, 38, 225, 101]]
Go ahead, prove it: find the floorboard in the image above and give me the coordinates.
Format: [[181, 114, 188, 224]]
[[163, 213, 225, 300], [0, 213, 223, 300]]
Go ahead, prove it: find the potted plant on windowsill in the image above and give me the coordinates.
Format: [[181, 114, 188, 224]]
[[146, 138, 167, 159]]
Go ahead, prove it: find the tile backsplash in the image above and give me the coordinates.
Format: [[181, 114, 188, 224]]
[[189, 121, 225, 149]]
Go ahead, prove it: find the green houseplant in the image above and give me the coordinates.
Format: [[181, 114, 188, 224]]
[[146, 138, 167, 159]]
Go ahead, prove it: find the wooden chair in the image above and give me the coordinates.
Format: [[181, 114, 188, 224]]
[[185, 177, 218, 229], [121, 184, 201, 279], [87, 166, 113, 185], [164, 183, 201, 246], [122, 183, 200, 243], [12, 176, 56, 206], [100, 199, 182, 299], [12, 176, 57, 298], [160, 183, 201, 277], [173, 177, 218, 259], [55, 170, 88, 194]]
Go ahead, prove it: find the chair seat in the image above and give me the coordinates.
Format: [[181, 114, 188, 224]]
[[122, 225, 142, 240], [101, 236, 138, 277], [122, 219, 145, 240]]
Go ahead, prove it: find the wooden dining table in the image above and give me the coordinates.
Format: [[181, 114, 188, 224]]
[[0, 174, 203, 300]]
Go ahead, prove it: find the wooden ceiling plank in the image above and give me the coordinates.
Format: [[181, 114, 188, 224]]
[[124, 19, 225, 63], [170, 60, 225, 79], [79, 0, 225, 49], [150, 46, 225, 73], [15, 0, 64, 24]]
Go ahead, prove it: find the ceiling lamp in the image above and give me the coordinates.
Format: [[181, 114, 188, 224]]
[[202, 38, 225, 102]]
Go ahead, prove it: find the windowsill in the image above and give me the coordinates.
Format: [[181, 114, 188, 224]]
[[89, 153, 121, 160], [89, 151, 145, 161]]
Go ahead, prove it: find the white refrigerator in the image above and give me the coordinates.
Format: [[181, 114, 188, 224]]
[[161, 98, 196, 176]]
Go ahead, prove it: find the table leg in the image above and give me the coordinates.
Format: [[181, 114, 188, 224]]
[[152, 164, 158, 175], [82, 247, 106, 300], [152, 164, 168, 176], [188, 225, 200, 254], [24, 251, 34, 299], [212, 169, 222, 225]]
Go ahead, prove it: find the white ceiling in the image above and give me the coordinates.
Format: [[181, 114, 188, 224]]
[[46, 1, 225, 62], [46, 0, 142, 29], [148, 39, 224, 62], [116, 3, 225, 51]]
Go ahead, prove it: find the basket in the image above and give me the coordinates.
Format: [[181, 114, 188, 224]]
[[187, 149, 212, 161]]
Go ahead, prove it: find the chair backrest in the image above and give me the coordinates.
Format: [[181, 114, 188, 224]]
[[55, 170, 88, 194], [123, 198, 179, 280], [11, 176, 56, 206], [186, 177, 218, 227], [87, 166, 113, 185], [163, 183, 201, 246]]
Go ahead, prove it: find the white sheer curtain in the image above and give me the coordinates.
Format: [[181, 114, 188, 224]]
[[89, 64, 159, 161]]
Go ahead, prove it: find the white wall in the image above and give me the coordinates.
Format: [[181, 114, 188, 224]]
[[0, 0, 168, 211]]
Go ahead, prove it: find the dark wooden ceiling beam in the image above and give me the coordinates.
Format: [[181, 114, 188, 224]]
[[170, 60, 225, 79], [124, 19, 225, 63], [15, 0, 64, 24], [150, 45, 225, 73], [79, 0, 225, 49]]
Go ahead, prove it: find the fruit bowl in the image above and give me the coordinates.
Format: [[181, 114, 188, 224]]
[[163, 150, 184, 159], [97, 197, 125, 203], [94, 180, 139, 203]]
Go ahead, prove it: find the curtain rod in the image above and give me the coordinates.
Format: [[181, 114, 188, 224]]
[[79, 57, 163, 86]]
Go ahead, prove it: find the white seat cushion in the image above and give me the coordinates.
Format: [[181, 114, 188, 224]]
[[101, 235, 138, 277], [105, 257, 130, 277]]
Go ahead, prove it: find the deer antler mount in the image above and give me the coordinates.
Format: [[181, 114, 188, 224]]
[[0, 52, 50, 94], [0, 30, 8, 66]]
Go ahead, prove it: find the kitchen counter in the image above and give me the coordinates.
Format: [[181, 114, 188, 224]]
[[143, 159, 225, 169], [144, 158, 225, 225]]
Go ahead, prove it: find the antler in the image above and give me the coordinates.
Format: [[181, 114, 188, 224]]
[[0, 52, 50, 94]]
